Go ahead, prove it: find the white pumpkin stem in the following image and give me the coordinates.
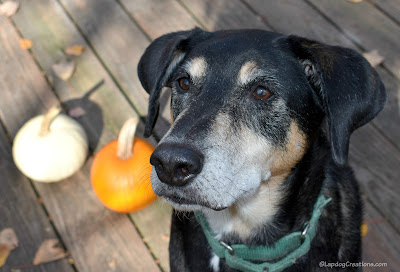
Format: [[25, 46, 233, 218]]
[[39, 106, 61, 137], [117, 116, 140, 160]]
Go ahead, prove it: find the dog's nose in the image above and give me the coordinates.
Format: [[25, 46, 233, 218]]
[[150, 143, 204, 186]]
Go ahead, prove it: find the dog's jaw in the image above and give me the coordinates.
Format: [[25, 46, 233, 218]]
[[202, 174, 284, 241]]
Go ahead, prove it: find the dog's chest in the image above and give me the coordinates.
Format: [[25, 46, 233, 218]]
[[203, 185, 281, 272]]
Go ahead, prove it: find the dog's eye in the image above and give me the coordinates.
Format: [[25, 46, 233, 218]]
[[178, 77, 191, 91], [253, 87, 272, 100]]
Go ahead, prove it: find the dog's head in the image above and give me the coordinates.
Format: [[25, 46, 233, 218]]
[[138, 28, 386, 211]]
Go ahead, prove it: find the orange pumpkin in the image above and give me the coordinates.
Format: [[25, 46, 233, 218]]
[[91, 117, 156, 213]]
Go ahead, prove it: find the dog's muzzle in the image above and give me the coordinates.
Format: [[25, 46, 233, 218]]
[[150, 143, 204, 187]]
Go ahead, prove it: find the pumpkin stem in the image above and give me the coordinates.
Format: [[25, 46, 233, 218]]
[[39, 106, 61, 136], [117, 116, 140, 160]]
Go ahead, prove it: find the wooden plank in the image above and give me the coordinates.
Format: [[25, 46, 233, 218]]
[[348, 125, 400, 227], [130, 200, 172, 271], [244, 0, 356, 48], [12, 0, 153, 152], [119, 0, 198, 39], [370, 0, 400, 27], [371, 68, 400, 150], [35, 159, 161, 272], [1, 10, 160, 272], [307, 0, 400, 79], [181, 0, 267, 30], [12, 0, 171, 270], [363, 201, 400, 272], [0, 126, 74, 271], [11, 0, 169, 270], [0, 22, 59, 134], [76, 154, 171, 271], [57, 0, 171, 137], [34, 0, 178, 269]]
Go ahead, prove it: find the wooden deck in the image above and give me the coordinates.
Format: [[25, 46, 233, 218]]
[[1, 0, 399, 271]]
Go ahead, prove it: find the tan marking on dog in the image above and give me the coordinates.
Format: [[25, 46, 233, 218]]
[[238, 61, 258, 86], [228, 175, 284, 239], [270, 122, 308, 176], [185, 57, 207, 81]]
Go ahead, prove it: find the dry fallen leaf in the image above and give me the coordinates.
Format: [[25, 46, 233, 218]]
[[68, 107, 86, 118], [0, 228, 18, 250], [33, 239, 68, 265], [0, 228, 18, 268], [161, 234, 170, 242], [64, 44, 85, 56], [52, 59, 76, 81], [346, 0, 363, 3], [0, 245, 10, 268], [361, 222, 369, 237], [108, 259, 116, 268], [19, 39, 33, 50], [363, 49, 384, 67], [0, 1, 19, 17]]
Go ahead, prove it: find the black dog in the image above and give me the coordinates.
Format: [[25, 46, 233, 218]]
[[138, 28, 386, 272]]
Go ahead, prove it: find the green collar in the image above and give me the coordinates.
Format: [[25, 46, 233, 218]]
[[195, 193, 332, 272]]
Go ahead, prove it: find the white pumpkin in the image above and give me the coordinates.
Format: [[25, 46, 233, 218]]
[[12, 106, 88, 182]]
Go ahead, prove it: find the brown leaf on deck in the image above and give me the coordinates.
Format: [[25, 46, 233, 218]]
[[0, 228, 18, 268], [0, 228, 18, 250], [19, 39, 33, 50], [64, 44, 85, 56], [361, 222, 369, 237], [0, 245, 11, 268], [52, 59, 76, 81], [363, 50, 384, 67], [161, 234, 170, 242], [108, 259, 116, 268], [0, 1, 19, 17], [33, 239, 68, 265]]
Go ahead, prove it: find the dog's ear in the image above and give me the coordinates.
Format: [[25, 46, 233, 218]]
[[138, 28, 207, 137], [286, 36, 386, 165]]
